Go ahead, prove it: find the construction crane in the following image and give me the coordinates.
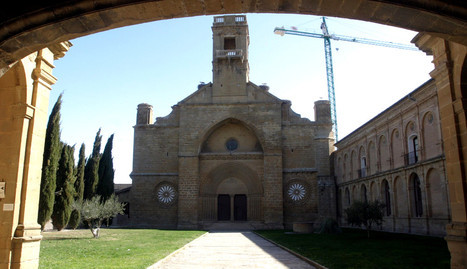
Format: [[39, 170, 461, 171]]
[[274, 17, 418, 141]]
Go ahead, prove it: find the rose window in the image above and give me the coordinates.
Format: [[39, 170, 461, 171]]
[[288, 183, 306, 201], [225, 138, 239, 151], [157, 185, 176, 204]]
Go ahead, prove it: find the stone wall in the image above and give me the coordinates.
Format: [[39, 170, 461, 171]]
[[128, 16, 334, 230], [283, 171, 318, 229], [130, 93, 335, 229], [334, 79, 450, 236]]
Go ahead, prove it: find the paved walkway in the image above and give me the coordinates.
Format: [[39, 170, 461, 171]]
[[148, 231, 317, 269]]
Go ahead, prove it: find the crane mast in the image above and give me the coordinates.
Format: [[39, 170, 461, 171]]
[[274, 17, 418, 142], [320, 18, 338, 141]]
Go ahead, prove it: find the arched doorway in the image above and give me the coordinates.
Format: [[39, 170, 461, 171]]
[[217, 178, 248, 221], [200, 162, 263, 226], [198, 118, 263, 226]]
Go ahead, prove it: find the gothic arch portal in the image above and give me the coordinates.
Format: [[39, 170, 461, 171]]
[[198, 118, 264, 154], [199, 162, 263, 222]]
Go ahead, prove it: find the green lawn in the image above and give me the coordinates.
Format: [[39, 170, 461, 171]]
[[40, 229, 205, 269], [256, 229, 450, 269]]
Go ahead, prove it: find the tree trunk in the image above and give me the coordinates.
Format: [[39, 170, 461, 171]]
[[91, 227, 100, 238], [87, 220, 100, 238]]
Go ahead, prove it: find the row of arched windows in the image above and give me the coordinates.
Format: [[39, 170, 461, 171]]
[[336, 110, 442, 182], [339, 168, 449, 220]]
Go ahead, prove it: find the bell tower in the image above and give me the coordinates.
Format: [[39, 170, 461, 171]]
[[211, 15, 249, 99]]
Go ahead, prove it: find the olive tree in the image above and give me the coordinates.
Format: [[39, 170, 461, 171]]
[[73, 194, 125, 238]]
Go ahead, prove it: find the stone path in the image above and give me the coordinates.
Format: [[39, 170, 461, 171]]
[[148, 231, 317, 269]]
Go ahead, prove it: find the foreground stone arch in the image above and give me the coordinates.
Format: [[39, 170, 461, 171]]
[[1, 1, 467, 268], [1, 1, 467, 76], [0, 42, 70, 268]]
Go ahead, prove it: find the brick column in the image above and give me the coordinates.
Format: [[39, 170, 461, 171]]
[[263, 153, 284, 229], [177, 156, 199, 229], [414, 34, 467, 269]]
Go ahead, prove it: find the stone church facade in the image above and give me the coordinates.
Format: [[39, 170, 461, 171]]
[[333, 79, 451, 236], [127, 15, 336, 230], [122, 15, 451, 235]]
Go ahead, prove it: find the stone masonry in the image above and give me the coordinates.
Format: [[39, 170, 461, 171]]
[[128, 15, 335, 230], [333, 79, 450, 236]]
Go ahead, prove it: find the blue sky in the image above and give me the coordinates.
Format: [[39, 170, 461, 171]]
[[50, 14, 433, 184]]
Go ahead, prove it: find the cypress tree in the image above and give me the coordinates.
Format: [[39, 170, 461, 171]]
[[38, 94, 62, 230], [84, 129, 102, 199], [51, 144, 75, 231], [97, 134, 115, 200], [68, 143, 85, 229]]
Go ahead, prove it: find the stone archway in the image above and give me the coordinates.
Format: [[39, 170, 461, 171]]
[[0, 1, 467, 76], [1, 1, 467, 268], [415, 35, 467, 268], [199, 162, 263, 225], [0, 44, 70, 268]]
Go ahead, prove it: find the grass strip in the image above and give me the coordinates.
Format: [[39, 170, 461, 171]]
[[255, 228, 450, 269], [40, 229, 205, 269]]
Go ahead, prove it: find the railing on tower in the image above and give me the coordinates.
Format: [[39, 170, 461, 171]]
[[216, 49, 244, 59], [213, 15, 247, 25]]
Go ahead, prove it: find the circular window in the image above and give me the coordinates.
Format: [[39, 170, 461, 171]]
[[288, 183, 306, 201], [155, 183, 177, 206], [225, 138, 239, 151]]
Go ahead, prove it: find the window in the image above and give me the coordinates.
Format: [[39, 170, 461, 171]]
[[411, 174, 423, 217], [382, 180, 391, 216], [345, 188, 350, 206], [412, 136, 419, 161], [225, 138, 239, 151], [407, 135, 419, 164], [224, 37, 236, 50], [360, 156, 367, 178], [343, 154, 348, 180], [361, 184, 367, 203]]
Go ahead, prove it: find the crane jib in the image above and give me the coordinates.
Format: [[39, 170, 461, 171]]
[[273, 18, 419, 142]]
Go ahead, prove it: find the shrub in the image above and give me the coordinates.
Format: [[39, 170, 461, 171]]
[[318, 218, 342, 234], [345, 200, 385, 238], [73, 194, 125, 238]]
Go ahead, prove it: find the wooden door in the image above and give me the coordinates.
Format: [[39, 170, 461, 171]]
[[234, 194, 247, 221], [217, 194, 230, 221]]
